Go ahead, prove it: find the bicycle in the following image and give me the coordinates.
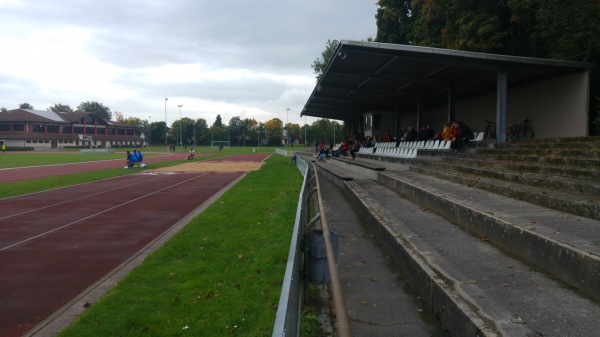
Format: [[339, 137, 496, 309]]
[[507, 117, 535, 141], [483, 120, 496, 139]]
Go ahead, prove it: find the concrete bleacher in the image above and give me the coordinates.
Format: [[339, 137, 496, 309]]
[[309, 136, 600, 336]]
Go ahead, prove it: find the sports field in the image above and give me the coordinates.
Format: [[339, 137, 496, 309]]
[[0, 148, 302, 337]]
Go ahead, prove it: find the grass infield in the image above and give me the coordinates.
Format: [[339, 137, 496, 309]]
[[52, 153, 303, 336], [0, 146, 278, 199]]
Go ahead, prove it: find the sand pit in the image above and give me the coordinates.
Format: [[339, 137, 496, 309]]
[[151, 161, 263, 172]]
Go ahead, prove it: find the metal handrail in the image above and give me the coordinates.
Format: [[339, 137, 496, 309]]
[[313, 165, 352, 337]]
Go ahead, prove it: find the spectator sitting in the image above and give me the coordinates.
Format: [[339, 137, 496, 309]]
[[383, 131, 391, 142], [186, 150, 195, 160], [317, 147, 328, 161], [451, 121, 475, 151], [350, 139, 361, 159], [134, 149, 143, 165], [404, 126, 418, 142], [425, 124, 435, 140], [442, 122, 452, 141], [125, 150, 137, 169]]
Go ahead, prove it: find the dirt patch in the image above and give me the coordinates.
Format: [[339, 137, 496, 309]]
[[151, 161, 263, 172]]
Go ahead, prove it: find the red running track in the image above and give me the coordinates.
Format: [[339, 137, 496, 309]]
[[0, 153, 184, 183], [0, 153, 270, 337]]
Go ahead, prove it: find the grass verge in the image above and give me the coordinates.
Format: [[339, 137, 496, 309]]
[[57, 154, 302, 337], [0, 147, 276, 199]]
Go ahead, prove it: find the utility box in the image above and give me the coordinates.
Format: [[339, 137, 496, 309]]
[[307, 230, 339, 285]]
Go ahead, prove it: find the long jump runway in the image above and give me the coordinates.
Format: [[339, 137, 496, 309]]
[[0, 154, 269, 337]]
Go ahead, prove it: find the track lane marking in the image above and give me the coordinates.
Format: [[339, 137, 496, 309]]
[[0, 173, 207, 252], [0, 174, 175, 221]]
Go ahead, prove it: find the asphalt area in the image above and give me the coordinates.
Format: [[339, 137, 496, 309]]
[[0, 153, 270, 337]]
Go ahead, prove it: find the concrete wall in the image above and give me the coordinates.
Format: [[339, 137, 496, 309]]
[[378, 71, 590, 139]]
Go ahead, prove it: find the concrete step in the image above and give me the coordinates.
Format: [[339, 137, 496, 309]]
[[322, 159, 600, 337], [479, 147, 600, 158], [316, 171, 449, 337], [413, 158, 600, 196], [443, 155, 600, 180], [410, 163, 600, 220], [460, 153, 600, 171]]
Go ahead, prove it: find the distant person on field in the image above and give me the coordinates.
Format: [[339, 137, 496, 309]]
[[186, 149, 195, 160], [127, 150, 138, 168], [134, 149, 143, 165], [1, 143, 5, 153]]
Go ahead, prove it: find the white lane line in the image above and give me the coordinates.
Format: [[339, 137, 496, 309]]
[[0, 175, 167, 221], [0, 173, 207, 252]]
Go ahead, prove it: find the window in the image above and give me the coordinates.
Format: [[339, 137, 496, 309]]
[[107, 128, 115, 135], [61, 125, 72, 133], [85, 115, 94, 124], [47, 125, 59, 133], [364, 114, 372, 132], [74, 126, 84, 134], [86, 127, 95, 134], [13, 124, 24, 131], [32, 124, 44, 132], [0, 124, 10, 131]]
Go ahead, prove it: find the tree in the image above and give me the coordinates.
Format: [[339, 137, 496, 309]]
[[19, 103, 34, 109], [285, 123, 302, 145], [150, 121, 167, 146], [194, 118, 209, 146], [264, 118, 283, 146], [228, 116, 243, 146], [120, 116, 144, 136], [48, 103, 73, 113], [311, 39, 339, 82], [77, 101, 112, 121], [375, 0, 413, 44], [213, 114, 223, 128], [1, 107, 7, 112]]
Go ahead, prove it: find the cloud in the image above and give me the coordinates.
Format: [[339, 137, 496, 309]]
[[0, 0, 377, 125]]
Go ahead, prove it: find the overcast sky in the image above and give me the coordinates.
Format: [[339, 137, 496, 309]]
[[0, 0, 377, 126]]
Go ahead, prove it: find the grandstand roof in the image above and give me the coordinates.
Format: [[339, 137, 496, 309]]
[[301, 40, 595, 120]]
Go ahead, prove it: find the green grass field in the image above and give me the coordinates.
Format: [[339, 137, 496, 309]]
[[2, 147, 308, 336], [0, 146, 281, 199]]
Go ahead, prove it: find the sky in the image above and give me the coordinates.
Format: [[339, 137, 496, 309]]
[[0, 0, 378, 127]]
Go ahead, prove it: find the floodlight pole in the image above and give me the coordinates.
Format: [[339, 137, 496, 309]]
[[286, 107, 290, 147], [178, 104, 183, 146], [164, 98, 168, 151]]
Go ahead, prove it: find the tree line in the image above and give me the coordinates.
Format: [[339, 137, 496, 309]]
[[4, 101, 342, 148]]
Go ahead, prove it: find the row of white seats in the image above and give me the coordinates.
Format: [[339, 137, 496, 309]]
[[373, 147, 418, 160], [372, 140, 452, 151], [374, 132, 484, 149]]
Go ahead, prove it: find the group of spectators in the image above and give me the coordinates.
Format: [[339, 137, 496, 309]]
[[125, 149, 144, 169], [378, 121, 474, 152], [316, 120, 475, 161], [316, 134, 373, 161]]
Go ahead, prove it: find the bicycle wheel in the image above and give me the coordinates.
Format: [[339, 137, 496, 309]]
[[524, 127, 535, 139]]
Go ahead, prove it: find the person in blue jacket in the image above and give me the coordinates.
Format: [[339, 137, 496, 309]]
[[126, 150, 137, 168], [134, 149, 143, 164]]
